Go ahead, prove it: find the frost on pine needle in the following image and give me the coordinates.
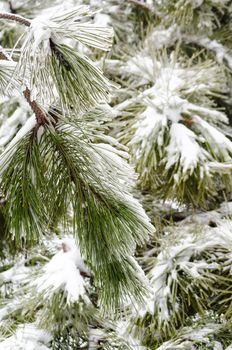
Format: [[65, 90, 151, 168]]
[[0, 59, 21, 95], [117, 52, 232, 206], [43, 121, 153, 310], [1, 1, 232, 348]]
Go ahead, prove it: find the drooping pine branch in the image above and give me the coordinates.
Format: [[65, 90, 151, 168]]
[[0, 7, 154, 312]]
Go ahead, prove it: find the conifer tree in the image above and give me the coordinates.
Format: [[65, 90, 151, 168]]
[[0, 1, 232, 350]]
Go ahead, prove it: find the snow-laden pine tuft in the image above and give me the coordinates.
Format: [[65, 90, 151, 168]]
[[138, 214, 232, 326], [117, 51, 231, 205]]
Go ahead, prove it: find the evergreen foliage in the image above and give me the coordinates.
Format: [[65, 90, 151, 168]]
[[0, 0, 231, 349]]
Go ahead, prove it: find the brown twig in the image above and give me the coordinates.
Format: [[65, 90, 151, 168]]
[[0, 51, 8, 61], [0, 49, 46, 125], [23, 88, 46, 125], [0, 12, 31, 26]]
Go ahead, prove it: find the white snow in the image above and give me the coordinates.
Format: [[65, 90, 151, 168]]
[[219, 201, 232, 216], [193, 115, 232, 160], [94, 13, 111, 27], [116, 321, 147, 350], [0, 60, 16, 69], [188, 104, 228, 124], [3, 114, 36, 149], [122, 54, 156, 84], [0, 114, 36, 175], [165, 123, 209, 177], [145, 24, 180, 50], [88, 328, 105, 349], [32, 237, 89, 304], [0, 106, 28, 147], [184, 36, 232, 70], [122, 53, 231, 188], [30, 17, 53, 56], [0, 2, 10, 11], [0, 259, 30, 283], [0, 324, 51, 350]]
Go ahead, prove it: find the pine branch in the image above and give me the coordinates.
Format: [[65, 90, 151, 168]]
[[43, 122, 152, 311]]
